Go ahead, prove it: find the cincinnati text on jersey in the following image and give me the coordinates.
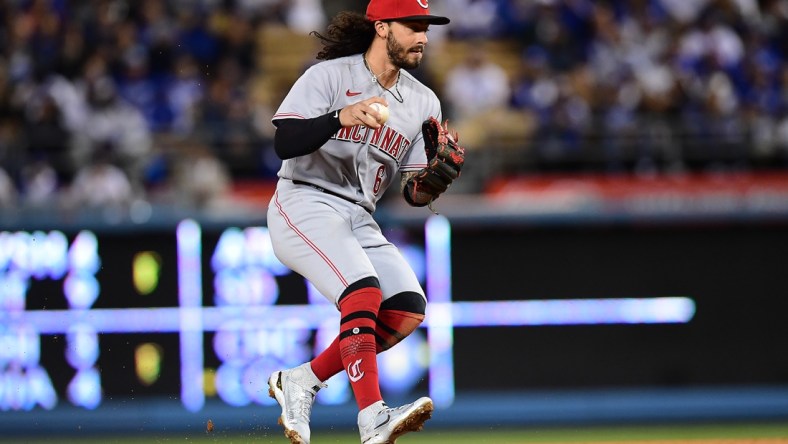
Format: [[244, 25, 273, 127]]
[[331, 124, 410, 164]]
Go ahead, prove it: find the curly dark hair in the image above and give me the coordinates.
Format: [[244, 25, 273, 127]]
[[311, 11, 376, 60]]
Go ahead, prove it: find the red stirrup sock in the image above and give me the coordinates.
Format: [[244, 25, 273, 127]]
[[310, 309, 425, 381], [309, 336, 342, 382], [338, 287, 382, 410]]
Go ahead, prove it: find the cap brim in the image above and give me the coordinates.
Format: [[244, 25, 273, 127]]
[[396, 15, 450, 25]]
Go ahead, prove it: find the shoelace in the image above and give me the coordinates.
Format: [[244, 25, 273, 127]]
[[386, 403, 410, 413], [294, 382, 327, 421], [296, 395, 313, 420]]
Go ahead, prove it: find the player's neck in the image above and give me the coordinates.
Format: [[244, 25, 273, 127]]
[[363, 51, 399, 89]]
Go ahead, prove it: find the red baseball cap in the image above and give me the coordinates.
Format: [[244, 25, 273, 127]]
[[366, 0, 450, 25]]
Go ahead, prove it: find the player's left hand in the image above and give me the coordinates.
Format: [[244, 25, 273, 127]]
[[417, 117, 465, 193], [405, 118, 466, 209]]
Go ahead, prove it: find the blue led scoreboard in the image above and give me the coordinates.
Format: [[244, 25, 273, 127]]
[[3, 216, 787, 417]]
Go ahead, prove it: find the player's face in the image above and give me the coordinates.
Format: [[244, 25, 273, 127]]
[[387, 21, 429, 70]]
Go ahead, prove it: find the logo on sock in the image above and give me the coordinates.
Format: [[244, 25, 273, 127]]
[[347, 359, 365, 382]]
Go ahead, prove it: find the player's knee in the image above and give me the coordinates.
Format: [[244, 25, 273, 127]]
[[380, 291, 426, 315], [375, 291, 426, 352]]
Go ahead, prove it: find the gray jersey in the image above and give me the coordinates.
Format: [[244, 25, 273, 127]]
[[272, 54, 442, 213]]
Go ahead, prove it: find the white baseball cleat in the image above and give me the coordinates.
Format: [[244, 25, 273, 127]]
[[358, 397, 434, 444], [268, 363, 326, 444]]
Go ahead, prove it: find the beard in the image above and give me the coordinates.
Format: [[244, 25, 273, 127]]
[[386, 32, 423, 70]]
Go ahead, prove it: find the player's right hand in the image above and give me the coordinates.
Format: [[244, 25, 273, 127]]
[[339, 97, 389, 129]]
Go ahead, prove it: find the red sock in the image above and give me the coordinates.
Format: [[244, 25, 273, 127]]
[[310, 336, 342, 382], [375, 309, 425, 351], [338, 287, 382, 410], [310, 309, 425, 378]]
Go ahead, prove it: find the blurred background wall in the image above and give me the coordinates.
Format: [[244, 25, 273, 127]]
[[1, 0, 788, 436]]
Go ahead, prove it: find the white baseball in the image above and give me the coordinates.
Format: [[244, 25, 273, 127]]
[[370, 103, 389, 124]]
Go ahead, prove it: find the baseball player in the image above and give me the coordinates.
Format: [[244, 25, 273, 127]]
[[265, 1, 465, 443]]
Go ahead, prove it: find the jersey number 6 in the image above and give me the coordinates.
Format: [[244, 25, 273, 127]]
[[372, 165, 386, 195]]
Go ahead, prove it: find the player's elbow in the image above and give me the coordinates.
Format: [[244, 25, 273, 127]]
[[274, 130, 297, 160]]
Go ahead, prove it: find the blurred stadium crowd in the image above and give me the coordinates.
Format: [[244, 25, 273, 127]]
[[0, 0, 787, 213]]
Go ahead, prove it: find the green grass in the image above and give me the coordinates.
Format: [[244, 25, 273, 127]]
[[3, 422, 788, 443]]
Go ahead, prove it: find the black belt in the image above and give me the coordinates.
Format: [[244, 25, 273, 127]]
[[292, 180, 370, 213]]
